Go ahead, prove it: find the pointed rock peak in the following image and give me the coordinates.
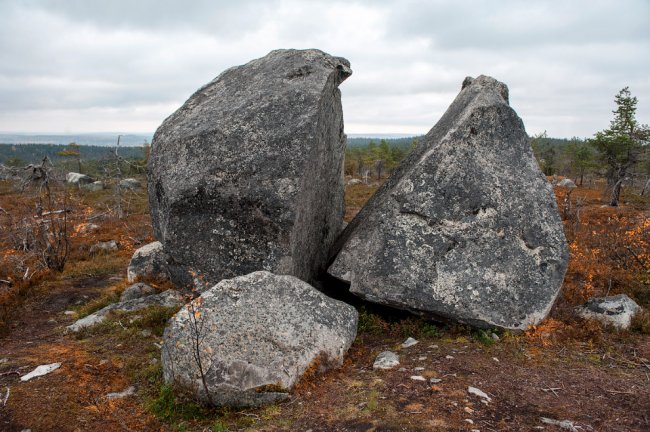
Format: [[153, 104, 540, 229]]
[[461, 75, 509, 105]]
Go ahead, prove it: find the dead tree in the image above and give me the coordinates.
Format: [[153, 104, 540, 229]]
[[374, 159, 384, 180]]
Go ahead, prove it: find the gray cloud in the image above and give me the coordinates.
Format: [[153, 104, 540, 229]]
[[0, 0, 648, 137]]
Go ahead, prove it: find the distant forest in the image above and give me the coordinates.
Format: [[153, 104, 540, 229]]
[[3, 135, 648, 187], [0, 143, 146, 166]]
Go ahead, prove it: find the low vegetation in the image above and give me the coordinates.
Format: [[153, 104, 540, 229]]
[[0, 88, 648, 429]]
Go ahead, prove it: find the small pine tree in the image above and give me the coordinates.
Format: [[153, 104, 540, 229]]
[[590, 87, 649, 206]]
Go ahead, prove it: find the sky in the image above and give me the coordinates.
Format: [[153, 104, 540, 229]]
[[0, 0, 648, 138]]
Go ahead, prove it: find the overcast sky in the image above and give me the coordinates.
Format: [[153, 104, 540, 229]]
[[0, 0, 648, 138]]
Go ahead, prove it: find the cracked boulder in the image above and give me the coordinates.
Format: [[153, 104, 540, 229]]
[[329, 75, 568, 330], [161, 271, 358, 407], [148, 49, 351, 288]]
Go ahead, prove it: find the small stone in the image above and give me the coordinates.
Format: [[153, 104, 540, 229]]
[[465, 419, 474, 424], [20, 363, 61, 381], [66, 172, 94, 185], [120, 283, 158, 302], [557, 178, 577, 189], [66, 290, 184, 333], [576, 294, 641, 330], [126, 242, 171, 284], [414, 367, 425, 371], [418, 356, 427, 361], [492, 357, 499, 362], [464, 406, 474, 414], [141, 329, 152, 337], [430, 378, 442, 383], [410, 375, 426, 381], [106, 386, 136, 400], [0, 358, 8, 364], [119, 178, 141, 190], [63, 310, 76, 316], [401, 337, 418, 348], [468, 386, 492, 403], [429, 344, 439, 349], [373, 351, 400, 370], [445, 355, 454, 360], [398, 367, 407, 372], [491, 333, 500, 341]]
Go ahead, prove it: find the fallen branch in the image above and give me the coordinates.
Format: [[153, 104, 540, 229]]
[[541, 387, 562, 397], [86, 211, 109, 221], [607, 389, 634, 395], [0, 370, 20, 377], [40, 209, 71, 217]]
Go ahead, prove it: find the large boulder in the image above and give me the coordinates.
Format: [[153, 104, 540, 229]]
[[161, 271, 358, 407], [148, 49, 351, 288], [329, 75, 569, 330]]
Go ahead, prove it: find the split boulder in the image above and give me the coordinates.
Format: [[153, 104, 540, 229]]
[[148, 49, 351, 288], [161, 271, 358, 407], [329, 75, 569, 330]]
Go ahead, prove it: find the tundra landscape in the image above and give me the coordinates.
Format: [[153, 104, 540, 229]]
[[0, 50, 649, 431], [1, 1, 649, 431]]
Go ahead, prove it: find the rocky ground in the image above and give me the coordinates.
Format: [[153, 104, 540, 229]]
[[0, 179, 649, 431]]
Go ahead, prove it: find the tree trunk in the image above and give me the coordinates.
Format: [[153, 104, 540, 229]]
[[610, 178, 623, 206], [641, 178, 650, 196]]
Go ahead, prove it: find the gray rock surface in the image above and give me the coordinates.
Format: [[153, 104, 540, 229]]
[[120, 282, 158, 302], [66, 172, 94, 185], [66, 290, 184, 333], [127, 241, 171, 283], [576, 294, 641, 329], [373, 351, 400, 370], [161, 271, 358, 407], [329, 75, 569, 330], [148, 49, 351, 288], [119, 178, 141, 189]]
